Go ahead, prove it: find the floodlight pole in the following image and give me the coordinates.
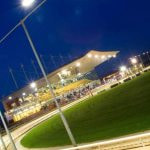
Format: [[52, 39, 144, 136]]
[[137, 55, 144, 68], [50, 55, 57, 69], [21, 21, 77, 147], [59, 54, 65, 64], [21, 64, 29, 82], [40, 54, 48, 73], [146, 52, 150, 62], [9, 68, 19, 89], [0, 133, 7, 150], [31, 59, 40, 78], [0, 111, 17, 150]]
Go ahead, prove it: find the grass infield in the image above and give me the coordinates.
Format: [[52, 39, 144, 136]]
[[21, 72, 150, 148]]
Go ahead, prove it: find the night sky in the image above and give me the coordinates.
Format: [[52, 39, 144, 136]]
[[0, 0, 150, 99]]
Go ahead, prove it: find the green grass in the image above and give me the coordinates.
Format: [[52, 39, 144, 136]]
[[21, 72, 150, 148]]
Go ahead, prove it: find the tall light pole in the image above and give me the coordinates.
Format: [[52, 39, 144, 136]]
[[0, 0, 77, 147], [59, 54, 65, 65], [21, 21, 77, 147], [137, 55, 144, 68], [143, 52, 150, 63], [9, 68, 19, 89], [31, 59, 40, 78], [21, 64, 29, 82], [50, 55, 57, 69], [0, 111, 17, 150], [40, 54, 48, 73]]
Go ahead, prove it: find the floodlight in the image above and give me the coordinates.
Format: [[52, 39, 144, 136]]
[[94, 55, 98, 58], [30, 82, 36, 88], [130, 58, 137, 64], [101, 55, 106, 59], [87, 53, 92, 58], [76, 62, 81, 67], [22, 0, 35, 7], [8, 96, 12, 100], [120, 66, 127, 72], [22, 92, 26, 96]]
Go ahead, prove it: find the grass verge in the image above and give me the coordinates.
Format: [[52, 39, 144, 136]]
[[21, 72, 150, 148]]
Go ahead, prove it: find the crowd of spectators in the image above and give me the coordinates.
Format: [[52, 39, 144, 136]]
[[41, 82, 100, 111]]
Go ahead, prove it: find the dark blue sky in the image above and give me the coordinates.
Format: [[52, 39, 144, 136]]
[[0, 0, 150, 97]]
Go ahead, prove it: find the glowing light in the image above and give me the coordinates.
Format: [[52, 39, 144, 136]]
[[140, 64, 143, 67], [120, 66, 127, 72], [30, 82, 36, 88], [108, 55, 112, 58], [101, 55, 106, 59], [8, 96, 12, 100], [76, 62, 81, 67], [130, 58, 137, 64], [22, 92, 26, 96], [87, 53, 92, 58], [77, 73, 81, 76], [94, 55, 98, 58], [61, 70, 68, 75], [113, 55, 116, 58], [22, 0, 35, 7]]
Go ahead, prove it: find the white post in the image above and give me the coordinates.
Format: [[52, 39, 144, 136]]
[[138, 55, 144, 69], [21, 21, 77, 147], [59, 54, 65, 64], [31, 59, 40, 78], [9, 68, 19, 89], [40, 54, 48, 73], [21, 64, 29, 82], [0, 111, 17, 150], [0, 133, 7, 150], [50, 55, 57, 69]]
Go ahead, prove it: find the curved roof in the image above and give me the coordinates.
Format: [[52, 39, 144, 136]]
[[47, 50, 119, 77]]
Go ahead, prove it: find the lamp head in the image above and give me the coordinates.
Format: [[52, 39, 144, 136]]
[[120, 66, 127, 72], [22, 0, 35, 8], [30, 82, 36, 88]]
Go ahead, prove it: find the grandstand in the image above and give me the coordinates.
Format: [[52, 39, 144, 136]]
[[2, 50, 119, 123]]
